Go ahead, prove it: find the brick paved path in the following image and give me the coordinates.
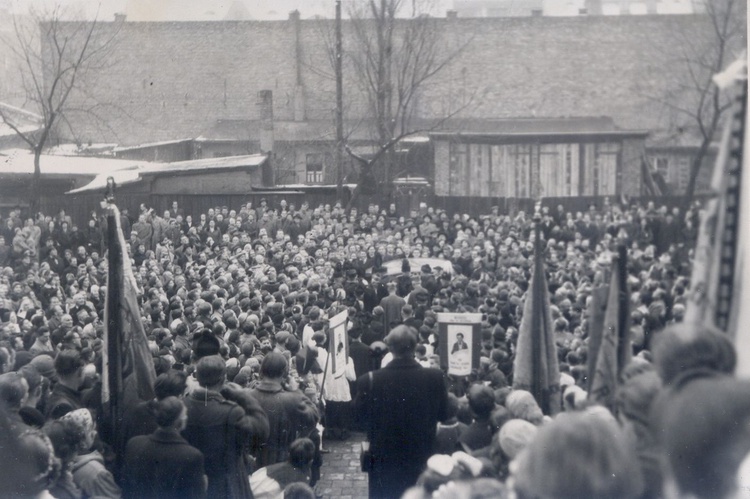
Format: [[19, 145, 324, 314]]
[[315, 431, 369, 498]]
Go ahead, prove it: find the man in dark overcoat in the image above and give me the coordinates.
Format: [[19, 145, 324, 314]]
[[249, 352, 318, 468], [182, 355, 269, 499], [122, 398, 206, 499], [355, 325, 448, 499]]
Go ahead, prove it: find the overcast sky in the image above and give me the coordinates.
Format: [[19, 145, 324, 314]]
[[3, 0, 454, 21]]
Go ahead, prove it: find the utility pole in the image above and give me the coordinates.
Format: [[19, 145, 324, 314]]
[[335, 0, 344, 204]]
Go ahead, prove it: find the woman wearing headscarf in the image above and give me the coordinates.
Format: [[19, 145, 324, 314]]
[[60, 409, 121, 499]]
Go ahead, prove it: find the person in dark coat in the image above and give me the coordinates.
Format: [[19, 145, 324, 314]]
[[361, 306, 386, 346], [348, 327, 373, 380], [182, 355, 269, 499], [249, 352, 319, 469], [122, 370, 188, 445], [355, 325, 449, 499], [379, 282, 406, 334], [45, 350, 85, 419], [123, 396, 206, 499]]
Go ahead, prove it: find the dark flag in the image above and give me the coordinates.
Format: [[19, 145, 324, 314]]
[[513, 217, 560, 415], [102, 204, 156, 454], [589, 246, 631, 409], [585, 284, 609, 391]]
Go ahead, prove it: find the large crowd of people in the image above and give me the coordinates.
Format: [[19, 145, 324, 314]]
[[0, 195, 747, 499]]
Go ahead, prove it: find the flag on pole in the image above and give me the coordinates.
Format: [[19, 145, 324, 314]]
[[586, 283, 609, 391], [589, 246, 631, 409], [102, 205, 156, 408], [713, 57, 750, 377], [513, 217, 560, 415], [684, 57, 747, 338]]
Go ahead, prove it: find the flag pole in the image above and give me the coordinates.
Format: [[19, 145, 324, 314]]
[[531, 207, 545, 412], [104, 178, 124, 465], [615, 243, 631, 374]]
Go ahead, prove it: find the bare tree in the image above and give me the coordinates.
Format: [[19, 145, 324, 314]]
[[341, 0, 473, 207], [0, 5, 121, 213], [653, 0, 745, 209]]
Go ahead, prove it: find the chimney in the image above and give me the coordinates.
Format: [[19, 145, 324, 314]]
[[446, 9, 458, 19], [291, 9, 305, 121], [114, 13, 126, 22], [257, 90, 275, 184], [258, 90, 274, 153], [294, 85, 305, 122]]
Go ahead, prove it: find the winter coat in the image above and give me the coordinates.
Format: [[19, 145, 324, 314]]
[[70, 450, 121, 499]]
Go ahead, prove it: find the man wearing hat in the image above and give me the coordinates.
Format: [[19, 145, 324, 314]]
[[419, 264, 438, 299], [362, 306, 386, 346], [273, 331, 292, 360], [182, 355, 269, 499]]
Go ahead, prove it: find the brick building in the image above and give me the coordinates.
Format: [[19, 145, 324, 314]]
[[46, 12, 731, 202]]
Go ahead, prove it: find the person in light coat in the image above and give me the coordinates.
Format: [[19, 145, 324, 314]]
[[316, 332, 356, 440]]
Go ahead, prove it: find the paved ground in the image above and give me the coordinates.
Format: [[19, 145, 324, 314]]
[[315, 431, 369, 498]]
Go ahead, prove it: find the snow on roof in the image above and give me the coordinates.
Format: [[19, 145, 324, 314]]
[[46, 143, 118, 155], [142, 154, 267, 172], [67, 153, 268, 194], [0, 123, 40, 138], [113, 138, 193, 153], [0, 149, 150, 176]]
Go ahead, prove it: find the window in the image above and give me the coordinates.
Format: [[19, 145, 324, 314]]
[[583, 143, 619, 195], [306, 153, 325, 183], [449, 143, 469, 196], [539, 144, 580, 197], [469, 144, 491, 196], [489, 144, 531, 198], [510, 144, 532, 198], [676, 156, 690, 190]]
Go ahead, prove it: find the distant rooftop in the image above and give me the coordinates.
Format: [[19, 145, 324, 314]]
[[0, 149, 148, 177], [68, 153, 267, 193]]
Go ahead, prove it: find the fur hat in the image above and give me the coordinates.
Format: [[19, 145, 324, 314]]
[[193, 329, 221, 359]]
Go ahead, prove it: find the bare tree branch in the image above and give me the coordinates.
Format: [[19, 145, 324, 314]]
[[339, 0, 474, 202], [0, 3, 121, 212]]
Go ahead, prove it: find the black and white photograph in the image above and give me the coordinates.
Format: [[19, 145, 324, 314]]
[[0, 0, 747, 497]]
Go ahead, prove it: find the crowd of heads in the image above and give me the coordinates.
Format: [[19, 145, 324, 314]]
[[1, 196, 748, 498]]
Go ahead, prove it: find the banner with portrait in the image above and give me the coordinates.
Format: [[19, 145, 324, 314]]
[[329, 310, 349, 377], [437, 313, 482, 376]]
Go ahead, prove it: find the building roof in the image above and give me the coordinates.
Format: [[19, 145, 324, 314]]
[[195, 119, 376, 143], [429, 117, 649, 141], [67, 153, 267, 194], [430, 116, 620, 134], [113, 138, 193, 153], [0, 149, 149, 177]]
